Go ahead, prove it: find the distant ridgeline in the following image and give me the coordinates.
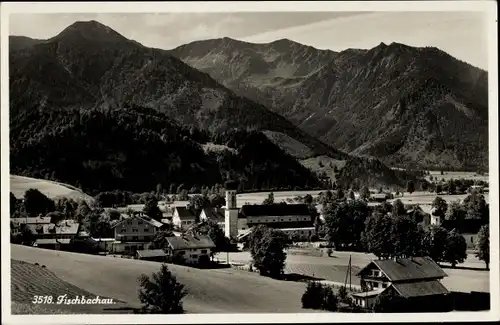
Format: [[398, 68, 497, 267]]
[[9, 21, 428, 195]]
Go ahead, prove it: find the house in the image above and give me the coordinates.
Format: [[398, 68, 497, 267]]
[[31, 219, 82, 250], [199, 208, 225, 227], [164, 234, 216, 265], [172, 207, 197, 230], [351, 256, 449, 310], [239, 203, 313, 229], [136, 249, 169, 262], [110, 213, 164, 254]]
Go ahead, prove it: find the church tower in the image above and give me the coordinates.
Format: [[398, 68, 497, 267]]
[[224, 180, 239, 239]]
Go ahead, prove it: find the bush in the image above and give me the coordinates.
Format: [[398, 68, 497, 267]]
[[137, 264, 187, 314], [301, 281, 339, 311]]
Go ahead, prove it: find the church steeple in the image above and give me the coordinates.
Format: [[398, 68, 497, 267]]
[[224, 180, 239, 239]]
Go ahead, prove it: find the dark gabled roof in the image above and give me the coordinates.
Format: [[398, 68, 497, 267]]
[[240, 203, 311, 217], [174, 206, 197, 219], [358, 256, 448, 282], [391, 280, 449, 298], [166, 234, 215, 250], [201, 208, 225, 220]]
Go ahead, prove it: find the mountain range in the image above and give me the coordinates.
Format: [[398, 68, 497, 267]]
[[9, 20, 428, 194], [170, 37, 489, 171]]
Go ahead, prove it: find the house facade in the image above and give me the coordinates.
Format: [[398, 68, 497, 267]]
[[351, 256, 449, 310], [172, 207, 197, 230], [111, 213, 164, 253], [164, 234, 216, 265]]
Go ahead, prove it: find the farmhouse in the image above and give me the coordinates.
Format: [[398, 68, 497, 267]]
[[31, 219, 82, 250], [351, 256, 449, 310], [172, 206, 197, 230], [164, 234, 216, 265], [110, 213, 164, 254]]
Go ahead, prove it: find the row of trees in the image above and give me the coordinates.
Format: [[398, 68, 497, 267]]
[[322, 194, 490, 268]]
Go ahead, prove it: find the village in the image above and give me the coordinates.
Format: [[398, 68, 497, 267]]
[[10, 176, 491, 313]]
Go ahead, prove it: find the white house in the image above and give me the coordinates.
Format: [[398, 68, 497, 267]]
[[352, 257, 449, 309], [110, 213, 164, 253], [164, 234, 216, 265], [172, 207, 197, 230]]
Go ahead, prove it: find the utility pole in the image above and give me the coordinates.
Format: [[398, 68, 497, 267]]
[[349, 255, 352, 291]]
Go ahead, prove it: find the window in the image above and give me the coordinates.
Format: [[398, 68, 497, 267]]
[[132, 228, 138, 232], [138, 220, 143, 225], [382, 283, 388, 288], [144, 227, 149, 232], [373, 282, 379, 288], [132, 236, 138, 241], [178, 251, 185, 255], [201, 249, 207, 254], [280, 219, 283, 221], [242, 227, 246, 230], [191, 254, 198, 259], [127, 221, 132, 226], [471, 237, 474, 243], [120, 229, 126, 233]]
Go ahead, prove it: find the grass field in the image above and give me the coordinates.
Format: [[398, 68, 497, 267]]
[[237, 190, 323, 206], [222, 250, 490, 293], [11, 259, 130, 314], [426, 171, 490, 183], [10, 175, 94, 203], [11, 245, 313, 314]]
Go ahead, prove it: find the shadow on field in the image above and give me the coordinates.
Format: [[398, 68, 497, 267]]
[[439, 264, 489, 272], [283, 273, 325, 282]]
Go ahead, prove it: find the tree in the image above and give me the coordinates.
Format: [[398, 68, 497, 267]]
[[248, 225, 289, 278], [475, 225, 489, 269], [301, 281, 324, 309], [208, 193, 225, 208], [462, 192, 489, 223], [390, 215, 422, 258], [443, 229, 467, 267], [424, 225, 449, 263], [262, 192, 274, 205], [325, 200, 370, 250], [431, 196, 448, 218], [23, 188, 55, 217], [360, 186, 371, 201], [348, 190, 355, 200], [406, 180, 415, 194], [188, 195, 210, 211], [137, 264, 187, 314], [337, 286, 348, 302], [303, 194, 313, 205], [391, 199, 406, 217], [301, 282, 338, 311], [84, 213, 112, 238], [143, 198, 162, 221], [10, 192, 18, 217], [362, 212, 394, 259], [435, 184, 443, 194]]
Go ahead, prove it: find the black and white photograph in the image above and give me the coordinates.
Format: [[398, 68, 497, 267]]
[[1, 1, 498, 324]]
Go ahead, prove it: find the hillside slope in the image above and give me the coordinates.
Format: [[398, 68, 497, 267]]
[[10, 175, 94, 203], [170, 38, 489, 171], [11, 245, 311, 313], [9, 23, 342, 161]]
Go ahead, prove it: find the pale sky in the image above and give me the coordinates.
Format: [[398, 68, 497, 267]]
[[9, 11, 489, 70]]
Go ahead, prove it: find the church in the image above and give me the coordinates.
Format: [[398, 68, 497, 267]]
[[222, 181, 315, 241]]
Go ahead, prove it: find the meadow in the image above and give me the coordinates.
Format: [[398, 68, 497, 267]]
[[10, 175, 94, 203], [11, 244, 311, 314]]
